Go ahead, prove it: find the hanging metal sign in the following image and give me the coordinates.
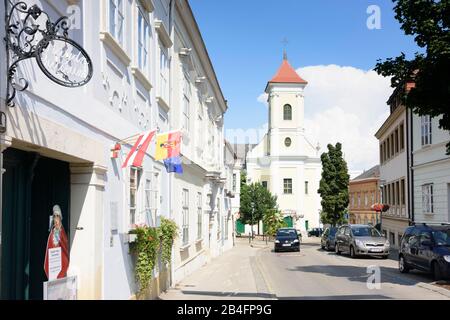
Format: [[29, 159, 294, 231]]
[[4, 0, 93, 107], [35, 36, 93, 88]]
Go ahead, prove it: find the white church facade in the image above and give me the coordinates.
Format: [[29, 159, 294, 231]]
[[246, 56, 322, 233]]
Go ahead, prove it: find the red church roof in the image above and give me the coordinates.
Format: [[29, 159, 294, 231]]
[[268, 58, 308, 85]]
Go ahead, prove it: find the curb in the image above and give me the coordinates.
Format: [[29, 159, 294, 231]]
[[417, 282, 450, 299], [253, 249, 277, 300], [250, 244, 269, 249]]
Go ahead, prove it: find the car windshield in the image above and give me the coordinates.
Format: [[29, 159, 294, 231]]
[[351, 227, 382, 237], [277, 229, 297, 237], [432, 229, 450, 246]]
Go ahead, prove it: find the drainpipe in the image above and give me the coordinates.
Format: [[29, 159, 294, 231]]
[[0, 148, 3, 297], [409, 108, 415, 224], [406, 108, 411, 225]]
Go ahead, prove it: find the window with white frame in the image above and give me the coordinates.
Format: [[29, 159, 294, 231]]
[[422, 184, 434, 214], [144, 174, 153, 226], [159, 45, 169, 101], [182, 72, 191, 132], [421, 115, 432, 146], [197, 192, 202, 240], [109, 0, 124, 46], [401, 179, 406, 206], [283, 179, 292, 194], [364, 193, 368, 206], [305, 181, 309, 195], [232, 174, 237, 192], [147, 171, 160, 223], [182, 189, 189, 246], [130, 167, 142, 227], [137, 9, 149, 73]]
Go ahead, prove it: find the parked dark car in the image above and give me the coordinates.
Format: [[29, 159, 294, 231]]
[[308, 228, 323, 237], [274, 228, 300, 252], [399, 224, 450, 280], [321, 227, 338, 251], [335, 224, 390, 258]]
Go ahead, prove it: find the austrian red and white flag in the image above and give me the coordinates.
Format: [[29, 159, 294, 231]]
[[122, 129, 156, 168]]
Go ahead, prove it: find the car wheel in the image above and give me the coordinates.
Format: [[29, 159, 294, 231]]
[[326, 241, 330, 251], [335, 243, 341, 255], [432, 261, 443, 281], [350, 246, 356, 259], [399, 255, 412, 273]]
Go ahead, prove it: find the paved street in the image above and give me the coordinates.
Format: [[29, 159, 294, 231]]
[[160, 237, 450, 300]]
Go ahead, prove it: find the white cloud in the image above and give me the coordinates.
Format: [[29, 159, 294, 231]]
[[257, 93, 268, 107], [257, 64, 392, 173]]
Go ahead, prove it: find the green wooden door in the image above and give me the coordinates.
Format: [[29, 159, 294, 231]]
[[283, 216, 293, 228], [1, 148, 70, 300], [236, 219, 245, 235]]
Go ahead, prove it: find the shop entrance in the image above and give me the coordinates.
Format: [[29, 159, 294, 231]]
[[1, 148, 70, 300]]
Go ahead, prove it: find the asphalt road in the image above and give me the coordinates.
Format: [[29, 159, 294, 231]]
[[256, 237, 450, 300]]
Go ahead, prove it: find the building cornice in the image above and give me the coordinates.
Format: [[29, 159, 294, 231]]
[[412, 155, 450, 170], [349, 177, 379, 185], [176, 0, 227, 113], [375, 104, 405, 139], [412, 140, 450, 157], [247, 155, 321, 164]]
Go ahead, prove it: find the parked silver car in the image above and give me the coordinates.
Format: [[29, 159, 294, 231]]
[[335, 224, 390, 259]]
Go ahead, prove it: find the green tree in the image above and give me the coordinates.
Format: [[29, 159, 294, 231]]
[[240, 170, 247, 189], [263, 209, 287, 238], [374, 0, 450, 154], [240, 182, 278, 234], [318, 143, 350, 226]]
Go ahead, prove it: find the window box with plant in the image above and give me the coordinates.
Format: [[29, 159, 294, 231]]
[[128, 218, 178, 297]]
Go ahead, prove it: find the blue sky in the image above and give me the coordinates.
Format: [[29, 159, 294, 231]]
[[189, 0, 421, 173]]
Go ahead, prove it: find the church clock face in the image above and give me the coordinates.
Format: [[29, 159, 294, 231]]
[[285, 137, 292, 147]]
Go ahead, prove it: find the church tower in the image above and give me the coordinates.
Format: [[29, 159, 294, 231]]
[[246, 53, 322, 234], [265, 54, 308, 157]]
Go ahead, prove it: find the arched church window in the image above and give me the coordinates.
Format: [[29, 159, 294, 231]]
[[285, 137, 292, 147], [283, 104, 292, 120]]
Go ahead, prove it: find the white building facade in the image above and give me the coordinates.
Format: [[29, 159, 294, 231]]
[[246, 57, 322, 233], [375, 93, 411, 249], [0, 0, 234, 300], [411, 113, 450, 224]]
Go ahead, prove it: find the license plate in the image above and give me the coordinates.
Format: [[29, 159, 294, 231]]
[[370, 248, 383, 252], [282, 243, 291, 247]]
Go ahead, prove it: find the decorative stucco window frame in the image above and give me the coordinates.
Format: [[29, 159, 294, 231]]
[[154, 20, 173, 48]]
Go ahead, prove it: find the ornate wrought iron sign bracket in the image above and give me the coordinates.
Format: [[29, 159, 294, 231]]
[[4, 0, 93, 109]]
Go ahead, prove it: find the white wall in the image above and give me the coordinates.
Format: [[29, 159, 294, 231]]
[[412, 114, 450, 223]]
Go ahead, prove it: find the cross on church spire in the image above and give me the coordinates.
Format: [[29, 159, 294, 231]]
[[282, 37, 289, 60]]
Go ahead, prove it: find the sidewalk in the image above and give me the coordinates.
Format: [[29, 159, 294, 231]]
[[159, 238, 272, 300]]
